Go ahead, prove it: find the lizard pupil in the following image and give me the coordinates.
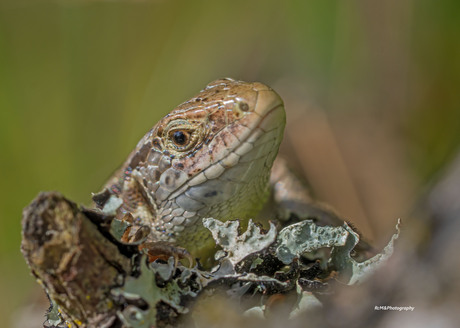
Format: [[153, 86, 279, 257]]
[[173, 131, 188, 145]]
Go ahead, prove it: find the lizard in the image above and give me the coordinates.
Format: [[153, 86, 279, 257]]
[[93, 78, 369, 261]]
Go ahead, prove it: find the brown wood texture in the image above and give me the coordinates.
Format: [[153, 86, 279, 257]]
[[21, 192, 132, 327]]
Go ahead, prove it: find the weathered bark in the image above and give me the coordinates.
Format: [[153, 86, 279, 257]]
[[21, 192, 132, 327]]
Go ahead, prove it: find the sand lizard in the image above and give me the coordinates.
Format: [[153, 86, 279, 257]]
[[94, 78, 359, 260]]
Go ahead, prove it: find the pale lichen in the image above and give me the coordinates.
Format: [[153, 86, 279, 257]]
[[202, 218, 277, 265]]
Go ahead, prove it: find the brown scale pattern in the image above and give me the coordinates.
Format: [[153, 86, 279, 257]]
[[99, 78, 286, 257]]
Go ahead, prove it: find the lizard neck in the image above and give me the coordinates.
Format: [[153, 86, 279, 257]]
[[101, 79, 286, 258]]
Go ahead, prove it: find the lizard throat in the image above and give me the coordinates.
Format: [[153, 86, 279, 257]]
[[153, 102, 286, 242]]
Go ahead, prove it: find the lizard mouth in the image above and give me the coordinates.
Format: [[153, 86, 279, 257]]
[[151, 81, 286, 242], [167, 99, 286, 209], [166, 95, 285, 195], [228, 101, 285, 170], [201, 88, 286, 176], [230, 102, 285, 166]]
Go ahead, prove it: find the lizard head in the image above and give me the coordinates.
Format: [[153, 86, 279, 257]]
[[120, 78, 285, 250]]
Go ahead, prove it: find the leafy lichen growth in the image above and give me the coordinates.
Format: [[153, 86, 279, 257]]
[[37, 204, 401, 327], [330, 219, 401, 285], [202, 218, 277, 265], [275, 220, 349, 264]]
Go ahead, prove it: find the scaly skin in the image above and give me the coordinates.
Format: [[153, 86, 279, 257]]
[[99, 78, 286, 258]]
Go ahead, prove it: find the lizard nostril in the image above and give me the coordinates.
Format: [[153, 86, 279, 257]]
[[239, 102, 249, 112]]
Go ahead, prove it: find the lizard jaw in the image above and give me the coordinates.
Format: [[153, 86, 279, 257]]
[[157, 86, 285, 247]]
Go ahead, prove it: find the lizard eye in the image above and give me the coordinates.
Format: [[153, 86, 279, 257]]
[[172, 130, 189, 146], [163, 120, 205, 154], [165, 126, 201, 153]]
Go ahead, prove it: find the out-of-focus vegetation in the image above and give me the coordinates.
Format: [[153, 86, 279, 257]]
[[0, 0, 459, 325]]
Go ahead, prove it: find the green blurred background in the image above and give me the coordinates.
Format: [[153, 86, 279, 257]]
[[0, 0, 459, 325]]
